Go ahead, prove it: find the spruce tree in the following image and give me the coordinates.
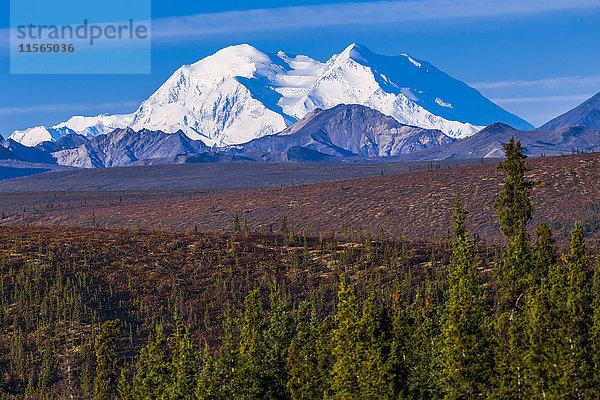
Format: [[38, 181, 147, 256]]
[[437, 197, 493, 399], [591, 255, 600, 397], [95, 320, 121, 400], [214, 308, 240, 398], [233, 214, 241, 233], [328, 276, 392, 400], [233, 290, 267, 399], [196, 343, 219, 400], [329, 275, 362, 400], [263, 289, 292, 400], [80, 340, 97, 398], [560, 223, 593, 398], [406, 284, 441, 400], [117, 367, 133, 400], [40, 340, 57, 390], [522, 223, 565, 399], [492, 139, 537, 400], [532, 222, 556, 281], [390, 287, 411, 399], [287, 301, 320, 400], [522, 276, 565, 399], [167, 326, 199, 400], [132, 326, 172, 399], [493, 138, 535, 240], [358, 293, 394, 399], [315, 315, 334, 398]]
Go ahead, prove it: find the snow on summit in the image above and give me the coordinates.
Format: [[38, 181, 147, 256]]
[[10, 43, 533, 147]]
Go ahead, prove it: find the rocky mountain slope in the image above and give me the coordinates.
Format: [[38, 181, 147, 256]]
[[227, 104, 454, 157], [537, 92, 600, 130], [50, 128, 210, 168]]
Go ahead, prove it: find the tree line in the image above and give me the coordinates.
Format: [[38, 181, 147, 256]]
[[1, 138, 599, 399], [100, 139, 600, 400]]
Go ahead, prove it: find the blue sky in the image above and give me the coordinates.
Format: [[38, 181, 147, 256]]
[[1, 0, 599, 136]]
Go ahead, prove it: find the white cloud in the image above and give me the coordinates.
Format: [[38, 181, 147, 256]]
[[0, 101, 138, 116], [492, 94, 593, 104], [472, 75, 600, 90], [1, 0, 597, 48], [151, 0, 600, 40]]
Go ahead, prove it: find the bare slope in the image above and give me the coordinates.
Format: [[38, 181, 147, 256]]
[[1, 153, 599, 243]]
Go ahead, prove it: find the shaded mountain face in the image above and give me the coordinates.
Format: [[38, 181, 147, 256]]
[[51, 128, 209, 168], [10, 43, 531, 147], [2, 139, 56, 164], [399, 123, 600, 161], [37, 134, 92, 153], [538, 92, 600, 130], [0, 145, 22, 161], [227, 104, 455, 157]]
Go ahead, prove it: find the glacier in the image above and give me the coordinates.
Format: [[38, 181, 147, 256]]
[[10, 43, 533, 147]]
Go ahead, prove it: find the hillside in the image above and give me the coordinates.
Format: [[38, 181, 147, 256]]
[[0, 152, 598, 242], [0, 158, 490, 189], [0, 224, 451, 398]]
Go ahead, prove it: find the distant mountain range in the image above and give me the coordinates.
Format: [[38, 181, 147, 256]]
[[397, 123, 600, 161], [1, 67, 599, 179], [9, 43, 531, 147]]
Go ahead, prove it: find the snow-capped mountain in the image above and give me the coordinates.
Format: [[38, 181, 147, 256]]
[[11, 114, 131, 147], [10, 43, 532, 147]]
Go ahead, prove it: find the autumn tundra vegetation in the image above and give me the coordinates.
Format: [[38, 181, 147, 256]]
[[0, 139, 599, 399]]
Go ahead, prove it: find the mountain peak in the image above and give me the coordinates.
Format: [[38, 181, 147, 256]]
[[205, 44, 265, 59], [484, 122, 517, 130], [538, 91, 600, 130], [584, 91, 600, 106], [186, 44, 273, 78], [10, 44, 532, 147]]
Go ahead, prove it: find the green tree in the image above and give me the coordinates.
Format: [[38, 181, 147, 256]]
[[132, 326, 172, 399], [40, 340, 57, 390], [117, 367, 133, 400], [233, 290, 267, 399], [522, 277, 565, 399], [493, 138, 536, 240], [358, 293, 394, 399], [288, 301, 320, 400], [95, 320, 121, 400], [167, 326, 199, 400], [196, 343, 219, 400], [263, 289, 292, 400], [560, 223, 593, 398], [491, 140, 537, 400], [591, 255, 600, 397], [437, 197, 493, 399], [406, 284, 441, 400], [213, 308, 240, 398], [280, 216, 289, 235], [329, 275, 362, 400], [80, 340, 97, 398], [532, 222, 556, 281]]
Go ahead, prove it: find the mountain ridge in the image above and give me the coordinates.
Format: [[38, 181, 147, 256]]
[[537, 92, 600, 130], [10, 43, 532, 147], [227, 103, 454, 157]]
